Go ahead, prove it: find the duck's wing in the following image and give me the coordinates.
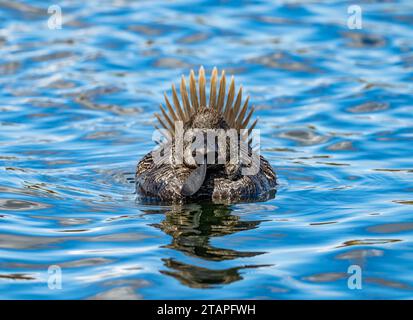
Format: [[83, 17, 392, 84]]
[[136, 152, 207, 202]]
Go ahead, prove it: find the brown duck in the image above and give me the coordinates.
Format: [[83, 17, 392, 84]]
[[136, 67, 276, 203]]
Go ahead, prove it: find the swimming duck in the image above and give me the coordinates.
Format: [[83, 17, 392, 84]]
[[136, 67, 276, 203]]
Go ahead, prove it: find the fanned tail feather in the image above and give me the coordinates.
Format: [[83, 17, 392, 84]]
[[157, 66, 257, 140]]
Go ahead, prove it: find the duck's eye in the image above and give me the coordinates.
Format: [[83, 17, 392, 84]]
[[192, 136, 196, 143]]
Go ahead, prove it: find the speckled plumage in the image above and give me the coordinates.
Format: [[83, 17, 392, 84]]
[[135, 67, 276, 203]]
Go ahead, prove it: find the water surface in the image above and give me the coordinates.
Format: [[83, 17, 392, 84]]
[[1, 0, 413, 299]]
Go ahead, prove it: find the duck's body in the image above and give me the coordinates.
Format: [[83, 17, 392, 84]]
[[135, 67, 276, 203], [136, 151, 275, 203]]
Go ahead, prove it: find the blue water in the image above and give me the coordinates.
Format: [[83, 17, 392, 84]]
[[1, 0, 413, 299]]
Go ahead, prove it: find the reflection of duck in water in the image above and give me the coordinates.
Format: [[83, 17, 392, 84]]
[[149, 203, 272, 288], [160, 258, 269, 289], [136, 67, 276, 203], [153, 203, 263, 260]]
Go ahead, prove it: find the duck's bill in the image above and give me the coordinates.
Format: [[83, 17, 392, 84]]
[[181, 164, 207, 196]]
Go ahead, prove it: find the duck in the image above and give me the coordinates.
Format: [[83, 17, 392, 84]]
[[135, 66, 276, 203]]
